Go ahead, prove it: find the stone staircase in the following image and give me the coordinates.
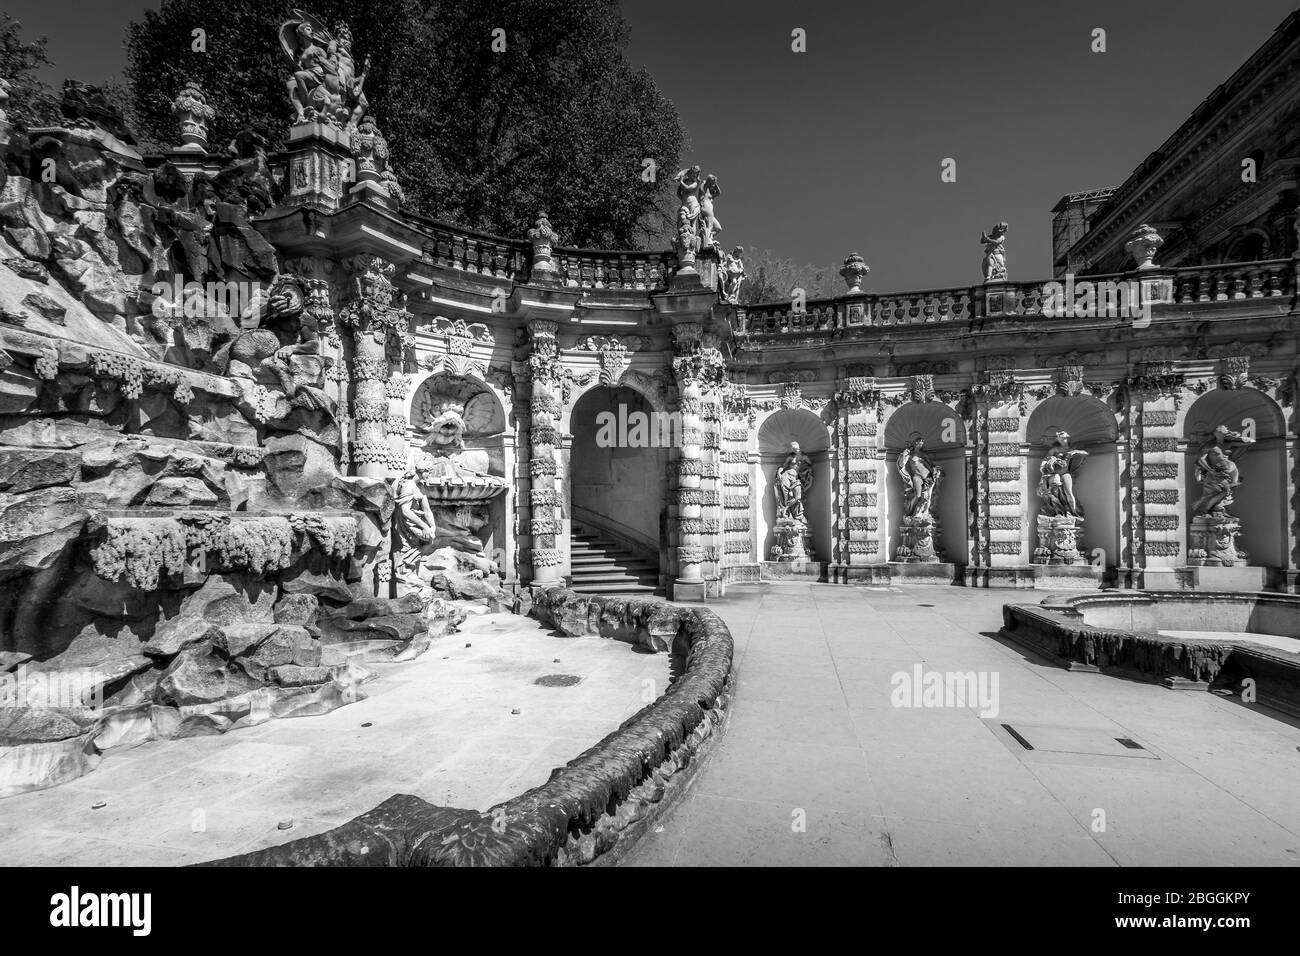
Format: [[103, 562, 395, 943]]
[[568, 528, 662, 596]]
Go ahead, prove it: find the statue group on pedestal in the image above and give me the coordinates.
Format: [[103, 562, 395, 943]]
[[895, 437, 943, 562], [390, 400, 509, 598], [1190, 425, 1255, 566], [771, 441, 813, 561], [1033, 429, 1087, 564], [673, 165, 722, 271], [281, 11, 369, 128]]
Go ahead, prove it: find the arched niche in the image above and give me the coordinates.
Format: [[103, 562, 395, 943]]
[[882, 401, 967, 563], [1025, 395, 1120, 568], [568, 385, 670, 561], [1183, 388, 1287, 568], [407, 372, 507, 476], [757, 408, 832, 562]]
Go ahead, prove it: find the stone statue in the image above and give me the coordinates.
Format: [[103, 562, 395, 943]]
[[898, 437, 941, 519], [1033, 429, 1087, 565], [981, 222, 1008, 282], [1036, 430, 1088, 518], [673, 165, 705, 266], [720, 246, 746, 304], [896, 436, 943, 563], [280, 10, 365, 128], [351, 116, 402, 203], [698, 173, 722, 251], [1188, 425, 1255, 569], [1192, 425, 1253, 517], [774, 441, 814, 522], [333, 22, 370, 128], [0, 75, 11, 127]]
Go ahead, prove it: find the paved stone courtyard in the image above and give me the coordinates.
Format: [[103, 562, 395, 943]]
[[625, 584, 1300, 867], [0, 612, 666, 866]]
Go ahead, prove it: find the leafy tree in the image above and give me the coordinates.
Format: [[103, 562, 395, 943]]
[[0, 14, 59, 130], [124, 0, 685, 248], [738, 249, 841, 305]]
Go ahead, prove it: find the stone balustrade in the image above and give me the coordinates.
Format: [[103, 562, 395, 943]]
[[733, 258, 1300, 337]]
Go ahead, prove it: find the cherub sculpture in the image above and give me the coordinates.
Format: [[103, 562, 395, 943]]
[[981, 221, 1008, 282]]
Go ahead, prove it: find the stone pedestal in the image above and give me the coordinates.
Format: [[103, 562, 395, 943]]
[[1033, 515, 1083, 565], [770, 517, 810, 561], [895, 515, 940, 563], [1188, 514, 1242, 566], [1178, 565, 1269, 592]]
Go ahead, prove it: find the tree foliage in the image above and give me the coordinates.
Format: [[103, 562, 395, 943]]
[[0, 14, 59, 130], [738, 249, 842, 305], [124, 0, 685, 248]]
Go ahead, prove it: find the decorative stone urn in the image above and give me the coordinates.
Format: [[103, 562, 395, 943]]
[[1125, 224, 1164, 270], [171, 82, 215, 152], [528, 212, 559, 280], [840, 252, 869, 293]]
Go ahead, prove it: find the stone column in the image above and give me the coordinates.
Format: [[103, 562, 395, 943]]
[[526, 320, 563, 585], [670, 322, 723, 600], [1126, 364, 1187, 589], [338, 256, 410, 479], [833, 377, 884, 581], [720, 386, 754, 577]]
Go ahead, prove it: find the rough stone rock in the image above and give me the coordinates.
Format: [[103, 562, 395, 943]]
[[280, 565, 352, 603], [273, 592, 318, 625], [0, 366, 38, 414], [142, 617, 221, 657], [0, 651, 32, 671], [321, 592, 424, 621], [21, 291, 65, 323], [318, 613, 425, 644], [145, 476, 218, 507], [262, 432, 341, 504], [2, 257, 48, 283], [28, 632, 156, 697], [430, 565, 512, 610], [0, 707, 98, 745], [178, 574, 275, 625], [215, 623, 320, 681], [212, 623, 279, 659], [267, 664, 332, 687], [156, 649, 257, 707], [0, 487, 104, 572], [0, 447, 80, 492]]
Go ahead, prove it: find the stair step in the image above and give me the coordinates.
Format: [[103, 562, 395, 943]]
[[569, 582, 662, 595], [570, 570, 656, 583], [570, 554, 655, 567]]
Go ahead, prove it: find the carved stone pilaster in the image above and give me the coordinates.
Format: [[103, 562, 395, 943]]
[[338, 256, 412, 477], [526, 320, 563, 583]]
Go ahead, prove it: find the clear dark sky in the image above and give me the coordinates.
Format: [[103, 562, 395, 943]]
[[8, 0, 1298, 290]]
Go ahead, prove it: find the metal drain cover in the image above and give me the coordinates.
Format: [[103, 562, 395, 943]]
[[534, 674, 583, 687], [998, 723, 1158, 759]]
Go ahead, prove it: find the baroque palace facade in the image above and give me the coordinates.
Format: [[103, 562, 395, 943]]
[[0, 9, 1298, 627]]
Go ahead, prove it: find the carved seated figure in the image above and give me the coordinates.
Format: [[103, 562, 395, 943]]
[[413, 402, 506, 495]]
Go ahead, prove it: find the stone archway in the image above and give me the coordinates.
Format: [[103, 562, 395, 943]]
[[1183, 388, 1287, 570], [882, 401, 967, 564], [757, 408, 832, 562], [567, 385, 671, 574], [1025, 395, 1119, 570]]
